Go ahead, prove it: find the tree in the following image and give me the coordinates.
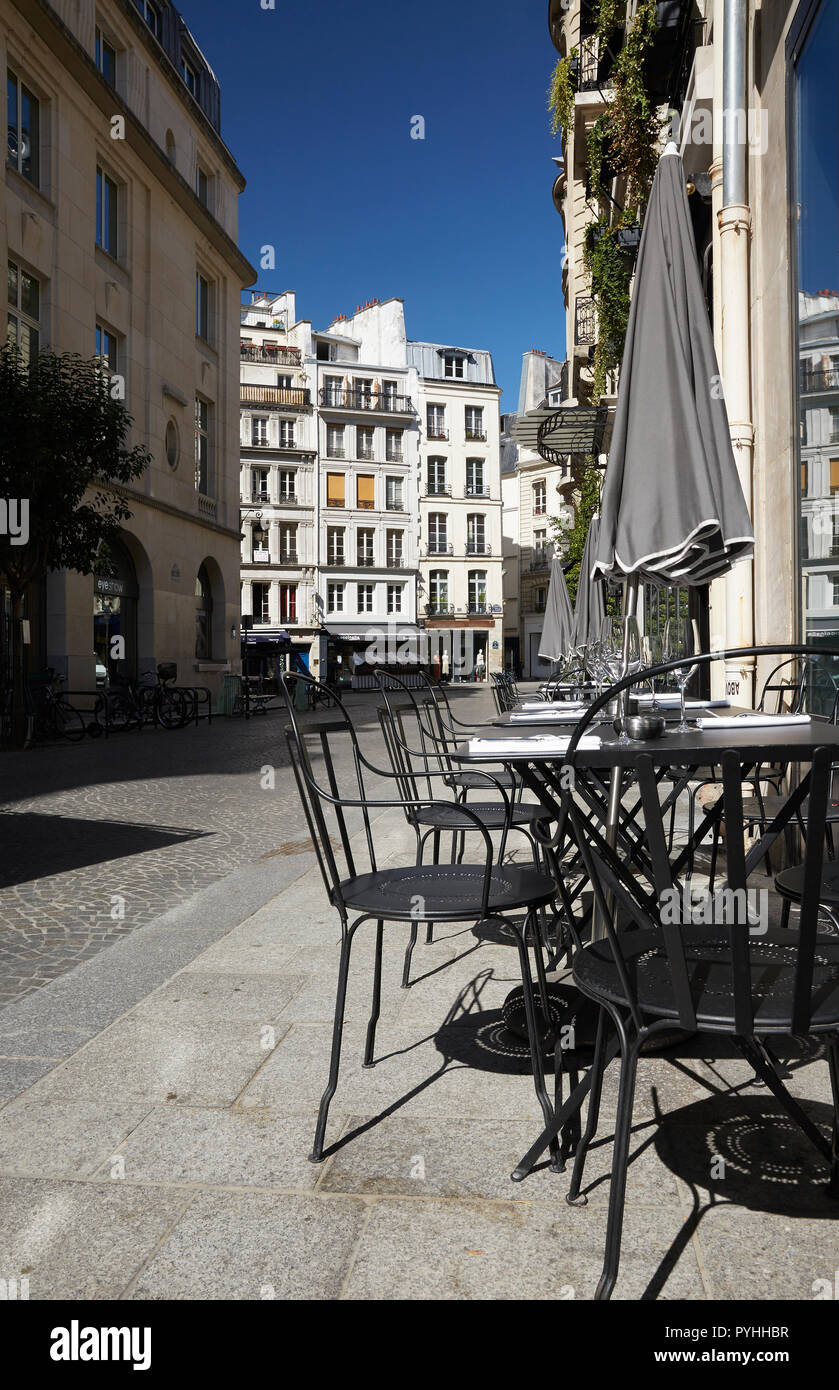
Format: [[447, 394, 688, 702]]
[[549, 458, 603, 606], [0, 346, 151, 744]]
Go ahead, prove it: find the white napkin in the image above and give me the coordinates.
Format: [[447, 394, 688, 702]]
[[635, 694, 713, 709], [469, 735, 602, 756], [510, 709, 586, 722], [696, 713, 812, 728], [521, 700, 587, 711]]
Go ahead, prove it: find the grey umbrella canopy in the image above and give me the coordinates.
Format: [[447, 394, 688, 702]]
[[593, 146, 753, 587], [573, 513, 606, 648], [539, 556, 575, 664]]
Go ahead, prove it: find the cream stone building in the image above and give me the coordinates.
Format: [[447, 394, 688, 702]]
[[2, 0, 254, 699]]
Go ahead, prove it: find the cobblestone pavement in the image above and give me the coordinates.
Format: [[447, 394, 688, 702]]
[[0, 689, 492, 1008]]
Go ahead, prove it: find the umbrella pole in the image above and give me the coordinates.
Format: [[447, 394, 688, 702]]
[[593, 574, 639, 941]]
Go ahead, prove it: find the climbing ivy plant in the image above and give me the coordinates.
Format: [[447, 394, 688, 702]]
[[548, 49, 577, 137], [549, 460, 603, 608]]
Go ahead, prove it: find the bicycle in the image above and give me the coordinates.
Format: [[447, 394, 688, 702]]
[[25, 669, 86, 743], [104, 666, 187, 732]]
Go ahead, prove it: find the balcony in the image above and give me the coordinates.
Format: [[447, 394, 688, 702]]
[[197, 493, 217, 521], [319, 388, 412, 414], [425, 603, 455, 617], [426, 542, 453, 556], [279, 550, 298, 564], [801, 369, 839, 394], [529, 551, 551, 571], [465, 431, 487, 442], [357, 500, 375, 511], [427, 428, 449, 441], [385, 501, 405, 512], [326, 449, 345, 460], [467, 604, 490, 616], [387, 556, 406, 569], [356, 555, 375, 567], [240, 345, 301, 365], [278, 493, 297, 506], [385, 453, 404, 464], [465, 486, 490, 499], [424, 484, 451, 497], [241, 385, 310, 407], [250, 491, 270, 505], [466, 541, 491, 556], [575, 297, 597, 348]]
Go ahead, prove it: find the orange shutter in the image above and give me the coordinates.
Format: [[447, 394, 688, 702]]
[[357, 475, 375, 508]]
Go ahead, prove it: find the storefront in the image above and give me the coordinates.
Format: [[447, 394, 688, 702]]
[[422, 621, 493, 681], [93, 539, 139, 682], [323, 622, 427, 690]]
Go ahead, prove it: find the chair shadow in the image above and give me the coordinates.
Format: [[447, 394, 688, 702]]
[[0, 811, 208, 886]]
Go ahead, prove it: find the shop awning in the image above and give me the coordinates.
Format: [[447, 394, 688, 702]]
[[325, 623, 425, 643], [513, 405, 610, 465], [243, 630, 291, 645]]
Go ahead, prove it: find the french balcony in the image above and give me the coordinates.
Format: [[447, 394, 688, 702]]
[[426, 542, 453, 557], [529, 551, 551, 571], [356, 555, 376, 568], [279, 550, 298, 564], [467, 603, 490, 616], [278, 493, 297, 505], [424, 603, 455, 617], [427, 428, 449, 441], [387, 556, 406, 569], [250, 491, 270, 505], [801, 369, 839, 394], [357, 500, 376, 511], [424, 484, 451, 497], [326, 449, 345, 460], [465, 486, 490, 498], [385, 452, 404, 464], [466, 541, 491, 556], [326, 499, 345, 508], [575, 297, 597, 348], [385, 501, 405, 512], [240, 345, 301, 365], [241, 385, 310, 407], [319, 388, 412, 414], [465, 430, 487, 442], [326, 555, 345, 567]]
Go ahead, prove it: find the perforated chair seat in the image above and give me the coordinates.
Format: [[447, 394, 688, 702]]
[[448, 769, 518, 791], [411, 800, 545, 832], [775, 860, 839, 904], [743, 795, 839, 825], [335, 863, 556, 921], [573, 927, 839, 1031]]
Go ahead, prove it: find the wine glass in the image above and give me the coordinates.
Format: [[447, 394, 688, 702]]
[[600, 616, 641, 742], [643, 633, 663, 711], [663, 617, 700, 733]]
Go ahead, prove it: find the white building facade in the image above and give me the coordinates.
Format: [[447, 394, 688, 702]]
[[408, 342, 504, 678]]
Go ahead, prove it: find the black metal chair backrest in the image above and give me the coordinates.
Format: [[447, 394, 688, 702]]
[[557, 643, 839, 1035]]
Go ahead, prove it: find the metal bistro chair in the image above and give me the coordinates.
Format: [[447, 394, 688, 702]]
[[412, 670, 520, 796], [279, 672, 560, 1164], [554, 647, 839, 1301]]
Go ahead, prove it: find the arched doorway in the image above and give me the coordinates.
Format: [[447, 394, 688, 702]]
[[195, 563, 213, 660], [94, 537, 139, 681]]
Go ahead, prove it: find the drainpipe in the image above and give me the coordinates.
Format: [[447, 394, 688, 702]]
[[716, 0, 755, 704]]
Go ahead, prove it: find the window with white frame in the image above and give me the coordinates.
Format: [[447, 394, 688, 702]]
[[251, 416, 269, 447], [96, 167, 119, 256], [357, 529, 375, 566], [251, 467, 269, 502], [533, 527, 547, 565], [387, 584, 403, 614], [327, 581, 345, 613], [358, 583, 374, 613], [278, 419, 295, 448], [327, 527, 345, 565], [468, 570, 488, 612], [279, 469, 296, 502], [386, 529, 403, 566], [181, 54, 199, 96], [279, 522, 297, 562], [280, 583, 297, 624], [195, 396, 212, 494], [95, 322, 119, 376], [467, 514, 486, 554], [324, 374, 343, 406], [326, 424, 344, 458], [386, 429, 403, 461], [533, 479, 547, 515], [465, 406, 484, 440], [7, 260, 40, 364], [357, 426, 374, 460], [466, 459, 486, 496], [7, 69, 40, 186], [443, 354, 464, 379], [386, 476, 404, 510], [428, 513, 448, 554], [427, 457, 447, 494], [429, 570, 448, 611], [252, 582, 270, 624], [427, 404, 446, 439]]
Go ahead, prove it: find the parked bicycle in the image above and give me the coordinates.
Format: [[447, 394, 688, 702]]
[[104, 664, 188, 732], [25, 669, 86, 743]]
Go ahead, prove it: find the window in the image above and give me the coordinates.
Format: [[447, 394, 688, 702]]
[[327, 527, 345, 565], [279, 469, 296, 502], [356, 377, 374, 408], [95, 28, 116, 85], [196, 272, 212, 341], [386, 529, 403, 567], [326, 424, 345, 458], [326, 473, 345, 508], [357, 529, 375, 566], [829, 459, 839, 498], [533, 528, 547, 565], [466, 459, 486, 496], [278, 419, 295, 448], [279, 523, 297, 563], [251, 468, 269, 502], [196, 165, 210, 209], [427, 405, 446, 439], [277, 373, 293, 390], [138, 0, 161, 39], [181, 55, 199, 95], [465, 406, 484, 440], [386, 430, 403, 462], [386, 476, 404, 511], [251, 416, 269, 447], [96, 167, 119, 257], [358, 583, 374, 613], [316, 340, 334, 362], [443, 354, 464, 379], [387, 585, 403, 614], [429, 570, 449, 611], [324, 375, 343, 406], [252, 525, 269, 563], [801, 461, 808, 496], [7, 260, 40, 364], [831, 409, 839, 445], [194, 397, 211, 494], [468, 570, 488, 612], [427, 457, 447, 495], [7, 70, 39, 185], [535, 587, 547, 612], [357, 426, 374, 460], [467, 514, 486, 555], [832, 513, 839, 559], [428, 513, 448, 554], [357, 475, 375, 510], [195, 565, 213, 657], [381, 379, 399, 408], [95, 323, 118, 374], [280, 584, 297, 624], [252, 582, 270, 625], [533, 480, 547, 515], [327, 581, 345, 613]]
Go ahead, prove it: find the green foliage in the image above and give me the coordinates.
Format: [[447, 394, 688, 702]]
[[583, 223, 631, 396], [0, 346, 151, 596], [596, 0, 625, 41], [609, 0, 663, 211], [586, 113, 611, 203], [548, 50, 577, 137], [549, 460, 602, 606]]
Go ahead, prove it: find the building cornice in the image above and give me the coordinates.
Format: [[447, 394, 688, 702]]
[[113, 484, 242, 542], [11, 0, 257, 285]]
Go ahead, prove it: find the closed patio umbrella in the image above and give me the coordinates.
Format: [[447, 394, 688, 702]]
[[573, 513, 606, 650], [592, 145, 753, 591], [538, 556, 575, 665]]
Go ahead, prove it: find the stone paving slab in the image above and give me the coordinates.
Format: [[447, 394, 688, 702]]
[[0, 1099, 153, 1178]]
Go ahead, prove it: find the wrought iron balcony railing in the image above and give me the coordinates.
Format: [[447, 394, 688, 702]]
[[240, 345, 301, 365], [466, 541, 491, 556], [319, 388, 412, 413]]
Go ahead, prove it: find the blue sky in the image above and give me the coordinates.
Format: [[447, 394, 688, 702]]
[[176, 0, 566, 408]]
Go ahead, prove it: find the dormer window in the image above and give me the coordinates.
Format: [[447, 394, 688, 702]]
[[443, 354, 464, 379], [137, 0, 161, 40], [181, 56, 199, 96]]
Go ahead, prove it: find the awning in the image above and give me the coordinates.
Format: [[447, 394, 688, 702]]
[[242, 630, 291, 645], [513, 406, 610, 463], [325, 623, 424, 643]]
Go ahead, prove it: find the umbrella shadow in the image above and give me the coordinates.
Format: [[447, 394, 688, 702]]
[[0, 811, 207, 886]]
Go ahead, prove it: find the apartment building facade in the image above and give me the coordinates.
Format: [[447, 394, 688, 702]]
[[408, 341, 504, 677], [3, 0, 255, 698]]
